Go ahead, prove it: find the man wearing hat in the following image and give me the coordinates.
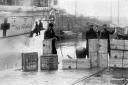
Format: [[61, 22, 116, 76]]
[[1, 18, 10, 37], [44, 22, 57, 54], [100, 24, 115, 56], [86, 24, 97, 57]]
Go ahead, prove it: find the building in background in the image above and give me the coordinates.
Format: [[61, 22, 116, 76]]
[[0, 0, 58, 7], [0, 0, 12, 5], [32, 0, 48, 7]]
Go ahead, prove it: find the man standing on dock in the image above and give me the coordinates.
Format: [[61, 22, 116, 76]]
[[86, 24, 97, 57], [100, 24, 115, 55], [38, 20, 44, 35], [44, 22, 57, 54], [1, 18, 10, 37]]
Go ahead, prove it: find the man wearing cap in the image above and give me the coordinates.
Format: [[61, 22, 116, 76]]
[[1, 18, 10, 37], [44, 22, 57, 54], [100, 24, 115, 55], [38, 20, 44, 35], [86, 24, 97, 57]]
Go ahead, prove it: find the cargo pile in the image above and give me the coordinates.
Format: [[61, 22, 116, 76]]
[[62, 58, 90, 70], [22, 39, 58, 71], [109, 39, 128, 68], [41, 39, 58, 70]]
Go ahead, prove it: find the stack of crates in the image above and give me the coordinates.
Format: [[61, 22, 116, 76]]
[[89, 39, 98, 68], [22, 52, 38, 72], [98, 39, 108, 67], [62, 58, 90, 70], [89, 39, 108, 68], [123, 40, 128, 68], [41, 39, 58, 70], [110, 39, 124, 68]]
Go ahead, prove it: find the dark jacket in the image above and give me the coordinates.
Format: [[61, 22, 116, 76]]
[[100, 29, 115, 39], [44, 27, 56, 39], [34, 24, 39, 33], [86, 29, 97, 57], [39, 22, 43, 30], [86, 29, 97, 39], [99, 28, 115, 55], [1, 23, 10, 30], [44, 26, 57, 54]]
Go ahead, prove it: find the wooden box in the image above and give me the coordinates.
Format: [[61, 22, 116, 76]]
[[22, 52, 38, 72], [62, 59, 77, 69], [89, 52, 98, 68], [43, 39, 52, 54], [98, 39, 108, 53], [40, 54, 58, 70], [110, 50, 123, 59], [76, 58, 90, 69], [123, 59, 128, 68], [110, 39, 124, 50], [88, 39, 98, 53], [109, 59, 123, 68], [124, 51, 128, 59], [98, 53, 108, 67]]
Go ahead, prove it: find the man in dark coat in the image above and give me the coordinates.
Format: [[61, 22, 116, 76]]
[[38, 20, 44, 35], [44, 22, 57, 54], [1, 18, 10, 37], [86, 24, 97, 57], [100, 24, 115, 55], [29, 21, 39, 37], [34, 21, 39, 36]]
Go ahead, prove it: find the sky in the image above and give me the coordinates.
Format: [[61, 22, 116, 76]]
[[58, 0, 128, 27]]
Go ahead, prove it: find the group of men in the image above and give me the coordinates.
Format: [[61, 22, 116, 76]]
[[86, 24, 115, 56], [30, 20, 44, 37]]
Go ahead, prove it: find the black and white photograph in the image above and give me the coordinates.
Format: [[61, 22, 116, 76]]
[[0, 0, 128, 85]]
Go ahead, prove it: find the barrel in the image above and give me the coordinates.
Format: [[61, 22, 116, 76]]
[[76, 47, 87, 58]]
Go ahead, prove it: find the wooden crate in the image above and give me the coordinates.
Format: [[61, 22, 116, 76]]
[[125, 40, 128, 50], [125, 40, 128, 45], [22, 52, 38, 72], [40, 54, 58, 70], [62, 59, 77, 69], [110, 50, 123, 59], [89, 52, 98, 68], [125, 46, 128, 50], [76, 58, 90, 69], [98, 53, 108, 67], [110, 39, 124, 46], [123, 59, 128, 68], [98, 39, 108, 53], [109, 59, 123, 68], [124, 51, 128, 59], [88, 39, 98, 53], [43, 39, 52, 54], [110, 39, 124, 50]]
